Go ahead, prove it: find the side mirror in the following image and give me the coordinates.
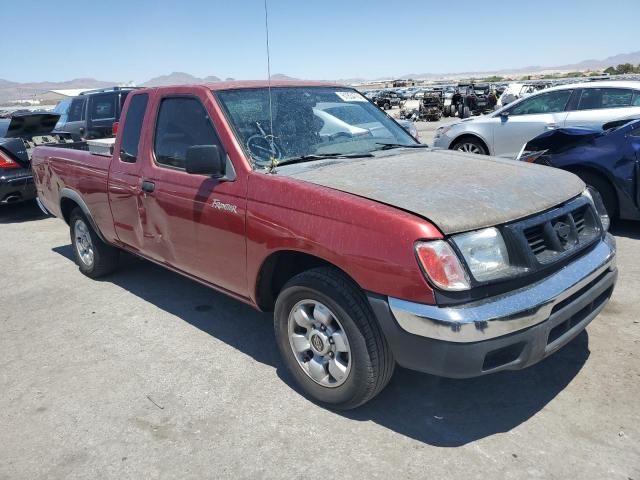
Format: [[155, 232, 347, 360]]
[[185, 145, 225, 177], [500, 110, 510, 119]]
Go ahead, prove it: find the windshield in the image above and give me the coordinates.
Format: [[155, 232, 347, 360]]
[[215, 86, 416, 169]]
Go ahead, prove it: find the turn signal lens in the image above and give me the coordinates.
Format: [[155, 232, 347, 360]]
[[415, 240, 470, 291], [0, 150, 19, 169]]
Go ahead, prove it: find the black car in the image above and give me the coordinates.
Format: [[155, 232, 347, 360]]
[[55, 87, 137, 140], [0, 112, 83, 205], [519, 118, 640, 222]]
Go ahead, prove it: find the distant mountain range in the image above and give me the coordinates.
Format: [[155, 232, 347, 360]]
[[0, 72, 302, 104], [1, 51, 638, 105]]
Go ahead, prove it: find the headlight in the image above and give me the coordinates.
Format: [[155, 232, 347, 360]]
[[582, 188, 610, 231], [452, 227, 523, 283], [435, 124, 453, 137], [415, 228, 525, 291]]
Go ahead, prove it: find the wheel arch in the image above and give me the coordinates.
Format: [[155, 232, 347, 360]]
[[562, 164, 620, 216], [449, 133, 491, 155], [254, 250, 360, 312], [59, 188, 108, 242]]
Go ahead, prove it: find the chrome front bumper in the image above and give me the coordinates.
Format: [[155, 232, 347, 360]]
[[388, 235, 616, 343]]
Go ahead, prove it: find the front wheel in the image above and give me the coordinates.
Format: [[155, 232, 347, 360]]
[[274, 267, 395, 410], [452, 137, 488, 155]]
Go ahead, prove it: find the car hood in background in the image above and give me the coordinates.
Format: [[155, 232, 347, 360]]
[[0, 112, 61, 138], [287, 149, 584, 234], [525, 127, 601, 152]]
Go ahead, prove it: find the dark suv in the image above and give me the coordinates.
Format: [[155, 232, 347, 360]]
[[55, 87, 138, 140]]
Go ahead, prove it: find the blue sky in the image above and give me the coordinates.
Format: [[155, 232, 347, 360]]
[[5, 0, 639, 83]]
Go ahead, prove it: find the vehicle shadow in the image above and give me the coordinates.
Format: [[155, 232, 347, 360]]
[[0, 200, 46, 224], [52, 244, 589, 447], [611, 220, 639, 240]]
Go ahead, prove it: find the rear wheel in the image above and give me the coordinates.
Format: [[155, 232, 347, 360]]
[[274, 267, 395, 410], [452, 137, 488, 155], [69, 208, 119, 278]]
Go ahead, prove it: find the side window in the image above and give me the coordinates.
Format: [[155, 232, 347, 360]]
[[154, 97, 222, 170], [577, 88, 633, 110], [67, 98, 86, 122], [119, 94, 148, 162], [508, 90, 573, 116], [90, 93, 117, 120], [630, 127, 640, 137], [632, 91, 640, 106]]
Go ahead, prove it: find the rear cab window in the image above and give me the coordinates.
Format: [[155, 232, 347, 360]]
[[119, 93, 149, 162]]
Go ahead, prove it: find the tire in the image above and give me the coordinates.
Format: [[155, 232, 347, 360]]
[[274, 267, 395, 410], [69, 208, 119, 278], [451, 137, 488, 155], [461, 106, 471, 119], [575, 171, 618, 220], [384, 102, 391, 110]]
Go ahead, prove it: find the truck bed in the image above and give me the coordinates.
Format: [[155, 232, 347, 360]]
[[31, 145, 114, 233]]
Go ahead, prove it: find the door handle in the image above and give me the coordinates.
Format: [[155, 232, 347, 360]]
[[141, 180, 155, 193]]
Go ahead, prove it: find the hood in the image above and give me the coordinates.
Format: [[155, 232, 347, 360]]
[[287, 149, 585, 234], [525, 127, 601, 153], [0, 112, 61, 138]]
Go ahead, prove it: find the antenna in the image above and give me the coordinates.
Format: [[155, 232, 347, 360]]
[[263, 0, 274, 139]]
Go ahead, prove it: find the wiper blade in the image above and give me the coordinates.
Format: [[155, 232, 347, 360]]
[[275, 152, 373, 167], [375, 142, 429, 150]]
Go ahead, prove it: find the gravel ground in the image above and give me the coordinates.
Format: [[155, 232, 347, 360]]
[[0, 189, 639, 479]]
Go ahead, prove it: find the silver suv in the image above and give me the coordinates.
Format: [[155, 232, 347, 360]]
[[432, 81, 640, 158]]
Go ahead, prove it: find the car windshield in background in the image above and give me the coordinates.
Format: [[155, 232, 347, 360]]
[[215, 86, 416, 169]]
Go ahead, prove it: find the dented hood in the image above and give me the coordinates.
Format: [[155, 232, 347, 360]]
[[288, 149, 585, 234]]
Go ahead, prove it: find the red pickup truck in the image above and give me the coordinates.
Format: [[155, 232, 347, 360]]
[[32, 81, 617, 409]]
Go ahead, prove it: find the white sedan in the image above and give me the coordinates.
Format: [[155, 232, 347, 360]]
[[432, 81, 640, 158]]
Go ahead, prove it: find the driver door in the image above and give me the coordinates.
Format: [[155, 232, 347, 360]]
[[493, 89, 573, 158], [138, 93, 248, 296]]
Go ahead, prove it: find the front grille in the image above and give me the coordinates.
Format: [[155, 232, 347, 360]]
[[523, 225, 546, 256], [520, 203, 599, 265]]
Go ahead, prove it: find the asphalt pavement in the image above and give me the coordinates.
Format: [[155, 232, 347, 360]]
[[0, 172, 638, 479]]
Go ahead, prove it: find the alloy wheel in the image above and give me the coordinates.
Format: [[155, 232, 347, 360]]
[[287, 299, 352, 388], [74, 219, 94, 267], [456, 142, 483, 154]]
